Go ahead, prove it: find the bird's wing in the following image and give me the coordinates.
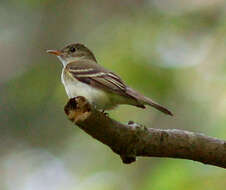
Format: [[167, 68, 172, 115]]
[[66, 61, 135, 99], [66, 61, 173, 115]]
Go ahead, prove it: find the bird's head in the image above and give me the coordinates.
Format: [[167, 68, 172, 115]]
[[47, 43, 97, 66]]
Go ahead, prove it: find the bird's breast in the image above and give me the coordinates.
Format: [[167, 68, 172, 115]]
[[61, 69, 111, 109]]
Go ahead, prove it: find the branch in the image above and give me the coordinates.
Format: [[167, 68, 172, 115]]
[[64, 96, 226, 169]]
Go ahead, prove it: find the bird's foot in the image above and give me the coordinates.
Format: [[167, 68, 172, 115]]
[[101, 110, 109, 116]]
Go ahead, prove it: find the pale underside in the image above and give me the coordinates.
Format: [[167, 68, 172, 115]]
[[61, 69, 136, 110]]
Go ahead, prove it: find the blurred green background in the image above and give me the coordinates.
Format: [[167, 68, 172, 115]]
[[0, 0, 226, 189]]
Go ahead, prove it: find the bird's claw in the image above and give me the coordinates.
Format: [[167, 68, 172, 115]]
[[101, 110, 109, 116]]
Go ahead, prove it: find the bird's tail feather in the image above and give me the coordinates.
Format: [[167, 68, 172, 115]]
[[126, 87, 173, 116], [142, 96, 173, 116]]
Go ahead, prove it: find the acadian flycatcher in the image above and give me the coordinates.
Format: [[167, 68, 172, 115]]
[[47, 43, 173, 116]]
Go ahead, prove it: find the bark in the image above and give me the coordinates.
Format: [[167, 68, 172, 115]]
[[64, 96, 226, 169]]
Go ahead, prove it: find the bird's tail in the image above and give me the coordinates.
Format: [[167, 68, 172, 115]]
[[126, 87, 173, 116], [142, 96, 173, 116]]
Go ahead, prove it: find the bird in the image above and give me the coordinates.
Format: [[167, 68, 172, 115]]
[[47, 43, 173, 116]]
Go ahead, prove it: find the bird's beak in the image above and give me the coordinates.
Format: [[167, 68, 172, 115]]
[[46, 49, 62, 56]]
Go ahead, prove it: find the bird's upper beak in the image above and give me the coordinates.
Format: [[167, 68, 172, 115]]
[[46, 49, 62, 56]]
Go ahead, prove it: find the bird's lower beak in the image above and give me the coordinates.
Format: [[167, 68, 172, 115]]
[[46, 50, 62, 56]]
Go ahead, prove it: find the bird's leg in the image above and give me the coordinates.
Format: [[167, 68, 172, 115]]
[[92, 103, 109, 116], [101, 109, 109, 116]]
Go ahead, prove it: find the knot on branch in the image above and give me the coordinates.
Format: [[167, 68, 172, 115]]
[[64, 96, 91, 123], [120, 155, 136, 164]]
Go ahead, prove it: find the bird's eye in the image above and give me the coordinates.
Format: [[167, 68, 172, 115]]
[[69, 47, 76, 53]]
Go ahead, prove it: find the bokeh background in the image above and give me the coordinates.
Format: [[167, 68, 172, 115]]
[[0, 0, 226, 189]]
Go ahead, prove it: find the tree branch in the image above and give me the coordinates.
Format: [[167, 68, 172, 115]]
[[64, 96, 226, 169]]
